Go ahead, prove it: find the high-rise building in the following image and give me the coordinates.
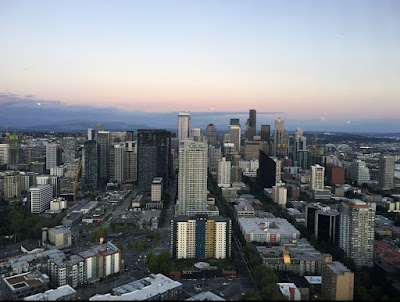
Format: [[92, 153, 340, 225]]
[[0, 143, 10, 165], [96, 131, 111, 184], [205, 124, 217, 145], [260, 125, 271, 146], [230, 118, 240, 126], [272, 181, 287, 208], [178, 112, 191, 144], [349, 160, 370, 185], [137, 129, 171, 193], [293, 128, 303, 164], [379, 155, 395, 190], [208, 144, 221, 176], [125, 141, 137, 182], [30, 184, 53, 213], [311, 164, 325, 190], [257, 150, 277, 188], [170, 215, 231, 260], [125, 130, 134, 142], [321, 255, 354, 301], [46, 143, 62, 170], [245, 109, 256, 141], [339, 200, 375, 268], [273, 117, 288, 158], [325, 164, 345, 186], [62, 137, 77, 164], [217, 157, 231, 188], [175, 140, 208, 216], [4, 172, 21, 200], [306, 203, 340, 244], [83, 140, 99, 190], [228, 124, 241, 153], [87, 128, 95, 141], [110, 144, 126, 184], [191, 128, 202, 142], [223, 142, 236, 163], [36, 175, 59, 198]]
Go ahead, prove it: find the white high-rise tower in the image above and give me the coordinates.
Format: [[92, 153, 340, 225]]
[[176, 140, 208, 216], [178, 112, 191, 144]]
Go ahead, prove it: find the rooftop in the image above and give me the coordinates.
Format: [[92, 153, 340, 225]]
[[24, 284, 76, 301], [186, 291, 225, 301]]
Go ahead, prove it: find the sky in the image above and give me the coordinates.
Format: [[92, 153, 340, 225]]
[[0, 0, 399, 124]]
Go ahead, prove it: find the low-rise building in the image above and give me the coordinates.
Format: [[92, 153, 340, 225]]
[[277, 283, 301, 301], [23, 284, 76, 301], [1, 271, 50, 301]]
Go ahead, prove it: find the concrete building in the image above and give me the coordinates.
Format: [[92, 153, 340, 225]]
[[325, 164, 345, 187], [339, 200, 375, 268], [186, 291, 225, 301], [238, 217, 300, 243], [171, 215, 231, 260], [176, 140, 208, 216], [47, 254, 86, 288], [208, 144, 222, 176], [50, 165, 66, 177], [125, 141, 137, 182], [77, 242, 122, 280], [321, 255, 354, 301], [0, 143, 10, 165], [272, 181, 287, 208], [234, 201, 256, 219], [228, 124, 241, 153], [30, 184, 53, 213], [62, 137, 77, 164], [36, 175, 59, 198], [151, 177, 163, 202], [110, 143, 126, 184], [379, 155, 395, 190], [349, 160, 370, 185], [1, 271, 50, 301], [89, 273, 182, 301], [23, 284, 76, 301], [217, 157, 231, 188], [44, 225, 72, 248], [205, 124, 217, 146], [311, 164, 325, 190], [50, 197, 67, 212], [46, 143, 62, 170], [4, 171, 21, 200]]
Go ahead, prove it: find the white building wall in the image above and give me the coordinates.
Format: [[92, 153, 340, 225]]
[[217, 157, 231, 188]]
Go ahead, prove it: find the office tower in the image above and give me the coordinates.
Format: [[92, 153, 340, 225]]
[[30, 184, 53, 213], [245, 109, 256, 140], [223, 142, 236, 162], [96, 131, 111, 184], [125, 141, 137, 182], [7, 134, 23, 167], [311, 164, 325, 190], [379, 155, 395, 190], [137, 129, 171, 193], [243, 140, 267, 161], [125, 130, 134, 142], [306, 204, 340, 244], [45, 143, 62, 170], [0, 143, 10, 165], [175, 140, 208, 216], [230, 118, 240, 126], [293, 128, 303, 163], [36, 175, 59, 198], [349, 160, 370, 185], [339, 200, 375, 268], [298, 150, 311, 171], [62, 137, 77, 164], [178, 112, 191, 144], [170, 215, 231, 260], [110, 144, 126, 184], [4, 172, 21, 200], [228, 124, 241, 153], [273, 117, 288, 158], [260, 125, 271, 146], [217, 157, 231, 188], [325, 164, 345, 186], [87, 128, 95, 141], [208, 144, 222, 176], [321, 255, 354, 301], [257, 150, 277, 188], [191, 128, 202, 142], [205, 123, 217, 145], [83, 140, 99, 190]]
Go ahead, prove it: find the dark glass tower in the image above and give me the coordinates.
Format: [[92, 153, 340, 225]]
[[257, 150, 276, 188], [137, 129, 171, 193], [83, 140, 99, 190], [245, 109, 256, 140]]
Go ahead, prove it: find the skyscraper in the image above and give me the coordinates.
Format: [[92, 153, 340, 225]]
[[178, 112, 191, 144], [273, 117, 288, 158], [260, 124, 271, 146], [125, 141, 137, 182], [83, 140, 99, 190], [379, 155, 395, 190], [208, 144, 221, 176], [230, 118, 240, 126], [339, 200, 375, 268], [137, 129, 171, 193], [175, 140, 208, 216], [62, 137, 77, 164], [217, 157, 231, 188], [96, 131, 111, 184], [45, 143, 62, 170], [293, 128, 303, 163], [228, 124, 241, 153], [205, 123, 217, 145], [245, 109, 256, 140], [110, 144, 126, 184], [257, 150, 277, 188], [87, 128, 95, 141]]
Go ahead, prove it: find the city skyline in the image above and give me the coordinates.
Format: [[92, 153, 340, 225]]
[[0, 1, 399, 121]]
